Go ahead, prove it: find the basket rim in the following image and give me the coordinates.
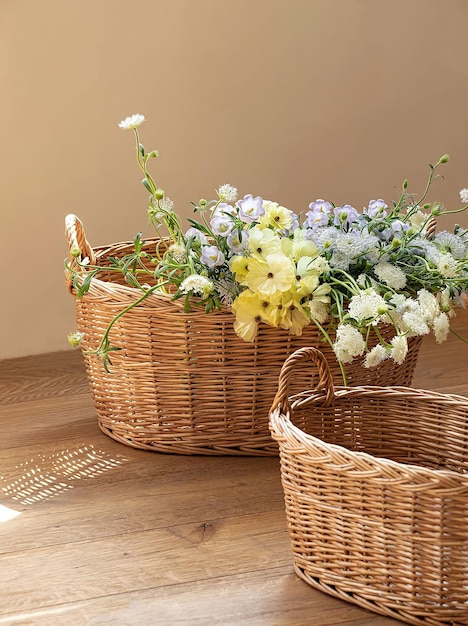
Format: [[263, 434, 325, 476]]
[[270, 384, 468, 487]]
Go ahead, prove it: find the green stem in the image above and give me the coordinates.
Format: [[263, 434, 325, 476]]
[[313, 319, 348, 385]]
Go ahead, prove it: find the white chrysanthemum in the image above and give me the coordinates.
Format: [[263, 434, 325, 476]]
[[460, 189, 468, 204], [434, 231, 466, 259], [118, 113, 146, 129], [348, 289, 388, 323], [390, 335, 408, 365], [433, 312, 450, 343], [374, 261, 407, 290], [333, 324, 366, 364], [439, 287, 452, 311], [167, 243, 186, 263], [329, 251, 351, 271], [437, 253, 458, 278], [364, 344, 388, 368], [218, 184, 238, 203], [308, 300, 329, 324], [180, 274, 214, 297]]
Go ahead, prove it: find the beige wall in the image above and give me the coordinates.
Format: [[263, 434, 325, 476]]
[[2, 0, 468, 359]]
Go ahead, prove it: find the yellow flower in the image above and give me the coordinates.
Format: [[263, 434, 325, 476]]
[[277, 291, 311, 336], [247, 226, 282, 259], [258, 201, 294, 231], [232, 289, 272, 341], [229, 255, 250, 281], [243, 253, 295, 296], [291, 229, 320, 260]]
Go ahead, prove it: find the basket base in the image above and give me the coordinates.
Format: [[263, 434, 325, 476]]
[[294, 564, 468, 626], [98, 421, 279, 456]]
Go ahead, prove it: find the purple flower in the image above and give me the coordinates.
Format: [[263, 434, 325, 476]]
[[333, 205, 359, 230], [185, 227, 208, 246], [227, 229, 249, 253], [210, 214, 234, 237], [200, 245, 225, 268], [306, 199, 333, 229], [236, 194, 265, 223], [365, 199, 388, 219], [213, 202, 235, 217]]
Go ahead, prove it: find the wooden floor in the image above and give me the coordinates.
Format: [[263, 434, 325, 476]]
[[1, 312, 468, 626]]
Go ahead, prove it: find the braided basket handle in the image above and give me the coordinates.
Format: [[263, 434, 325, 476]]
[[270, 346, 335, 415], [425, 215, 437, 240], [65, 214, 96, 293]]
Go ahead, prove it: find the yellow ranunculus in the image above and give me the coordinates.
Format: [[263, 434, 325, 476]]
[[229, 255, 250, 281], [247, 226, 282, 259], [231, 289, 274, 341]]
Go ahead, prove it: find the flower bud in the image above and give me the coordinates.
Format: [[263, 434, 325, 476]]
[[403, 179, 408, 189], [392, 238, 401, 248], [439, 154, 450, 164], [148, 150, 159, 158], [70, 246, 81, 258], [154, 188, 165, 200], [431, 204, 443, 216], [199, 199, 207, 207]]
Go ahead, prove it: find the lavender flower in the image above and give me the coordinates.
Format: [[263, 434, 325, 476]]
[[227, 229, 249, 253], [306, 199, 333, 229], [364, 199, 388, 218], [333, 205, 359, 230], [201, 245, 225, 268], [210, 214, 235, 237], [236, 194, 265, 223]]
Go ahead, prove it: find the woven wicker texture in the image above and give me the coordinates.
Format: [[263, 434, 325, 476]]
[[269, 347, 468, 625], [66, 215, 422, 456]]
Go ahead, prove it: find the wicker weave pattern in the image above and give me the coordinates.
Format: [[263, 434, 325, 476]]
[[66, 215, 423, 456], [269, 347, 468, 625]]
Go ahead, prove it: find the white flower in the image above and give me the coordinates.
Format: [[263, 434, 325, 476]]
[[418, 289, 440, 324], [308, 300, 329, 324], [118, 113, 146, 129], [218, 184, 238, 203], [306, 256, 329, 275], [67, 330, 85, 348], [348, 289, 388, 323], [437, 253, 458, 278], [390, 335, 408, 365], [364, 345, 388, 368], [180, 274, 214, 297], [160, 197, 174, 212], [333, 324, 366, 364], [460, 188, 468, 204], [402, 310, 430, 336], [434, 231, 466, 259], [433, 312, 450, 343], [167, 244, 186, 263], [374, 261, 407, 290]]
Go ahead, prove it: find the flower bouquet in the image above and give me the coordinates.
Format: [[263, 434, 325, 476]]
[[65, 113, 468, 455]]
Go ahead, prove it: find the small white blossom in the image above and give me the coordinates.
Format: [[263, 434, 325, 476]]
[[308, 300, 329, 324], [167, 243, 186, 263], [364, 344, 388, 368], [160, 197, 174, 212], [437, 253, 458, 278], [118, 113, 146, 129], [418, 289, 440, 325], [68, 330, 85, 348], [402, 310, 430, 336], [348, 289, 388, 323], [218, 184, 238, 203], [390, 335, 408, 365], [433, 312, 450, 343], [460, 188, 468, 204], [374, 261, 407, 290], [333, 324, 366, 364], [180, 274, 214, 297]]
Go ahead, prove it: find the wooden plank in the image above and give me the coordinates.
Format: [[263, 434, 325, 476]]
[[0, 567, 399, 625]]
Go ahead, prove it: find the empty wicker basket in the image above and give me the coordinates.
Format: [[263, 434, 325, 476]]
[[269, 347, 468, 625], [66, 214, 423, 456]]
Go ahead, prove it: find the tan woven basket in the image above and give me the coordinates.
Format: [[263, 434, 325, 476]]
[[65, 214, 423, 456], [269, 347, 468, 625]]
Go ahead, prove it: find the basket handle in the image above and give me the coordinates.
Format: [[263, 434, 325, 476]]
[[65, 214, 96, 293], [270, 347, 335, 414]]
